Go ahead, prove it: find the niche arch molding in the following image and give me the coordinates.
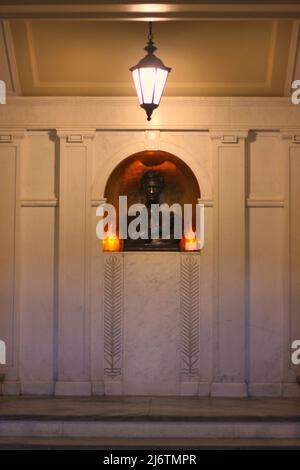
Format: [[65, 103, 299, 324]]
[[92, 134, 211, 201]]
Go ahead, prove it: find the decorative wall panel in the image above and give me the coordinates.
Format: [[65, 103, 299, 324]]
[[103, 254, 123, 379]]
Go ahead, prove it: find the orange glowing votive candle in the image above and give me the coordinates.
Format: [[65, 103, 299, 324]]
[[102, 236, 122, 252], [181, 235, 200, 252]]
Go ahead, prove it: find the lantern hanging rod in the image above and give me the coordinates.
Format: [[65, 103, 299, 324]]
[[148, 21, 153, 44], [145, 21, 157, 55]]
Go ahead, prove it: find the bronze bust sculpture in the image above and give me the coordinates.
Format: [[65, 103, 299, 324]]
[[141, 170, 165, 206], [123, 170, 180, 251]]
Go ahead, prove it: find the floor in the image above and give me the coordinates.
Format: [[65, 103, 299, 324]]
[[0, 436, 300, 450], [0, 396, 300, 449]]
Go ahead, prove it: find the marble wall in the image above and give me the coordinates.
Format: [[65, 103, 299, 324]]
[[0, 97, 299, 396]]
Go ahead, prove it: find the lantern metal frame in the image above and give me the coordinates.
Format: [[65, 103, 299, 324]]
[[130, 22, 171, 121]]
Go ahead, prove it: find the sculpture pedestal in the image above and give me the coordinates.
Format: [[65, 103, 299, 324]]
[[103, 252, 201, 396]]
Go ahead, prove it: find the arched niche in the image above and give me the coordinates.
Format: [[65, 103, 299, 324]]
[[104, 150, 201, 210]]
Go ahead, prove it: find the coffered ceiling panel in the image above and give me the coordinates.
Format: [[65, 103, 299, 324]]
[[9, 19, 293, 96]]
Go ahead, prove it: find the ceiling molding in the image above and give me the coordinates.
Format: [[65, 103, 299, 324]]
[[0, 3, 300, 21], [284, 20, 300, 95], [292, 22, 300, 81], [0, 21, 20, 95]]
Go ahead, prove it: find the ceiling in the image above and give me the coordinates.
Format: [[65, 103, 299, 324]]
[[6, 19, 295, 96], [0, 2, 299, 97]]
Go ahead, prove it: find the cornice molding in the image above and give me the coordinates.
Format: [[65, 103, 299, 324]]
[[56, 128, 96, 141], [0, 98, 300, 131], [280, 129, 300, 142], [0, 128, 26, 142], [209, 130, 249, 142], [0, 3, 300, 20]]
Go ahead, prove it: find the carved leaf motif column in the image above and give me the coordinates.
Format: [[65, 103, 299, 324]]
[[55, 129, 95, 396], [210, 130, 248, 397], [0, 129, 25, 394], [180, 253, 200, 395], [103, 253, 124, 395]]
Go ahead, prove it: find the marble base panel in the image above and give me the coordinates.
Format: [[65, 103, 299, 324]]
[[103, 252, 201, 396]]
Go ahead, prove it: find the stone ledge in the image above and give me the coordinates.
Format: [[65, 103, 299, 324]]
[[0, 397, 300, 423]]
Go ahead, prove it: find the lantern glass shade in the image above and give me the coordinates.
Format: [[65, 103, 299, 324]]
[[132, 67, 169, 106]]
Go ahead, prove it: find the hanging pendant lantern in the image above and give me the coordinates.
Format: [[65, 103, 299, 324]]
[[130, 22, 171, 121]]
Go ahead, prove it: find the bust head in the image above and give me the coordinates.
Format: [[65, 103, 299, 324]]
[[141, 170, 165, 205]]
